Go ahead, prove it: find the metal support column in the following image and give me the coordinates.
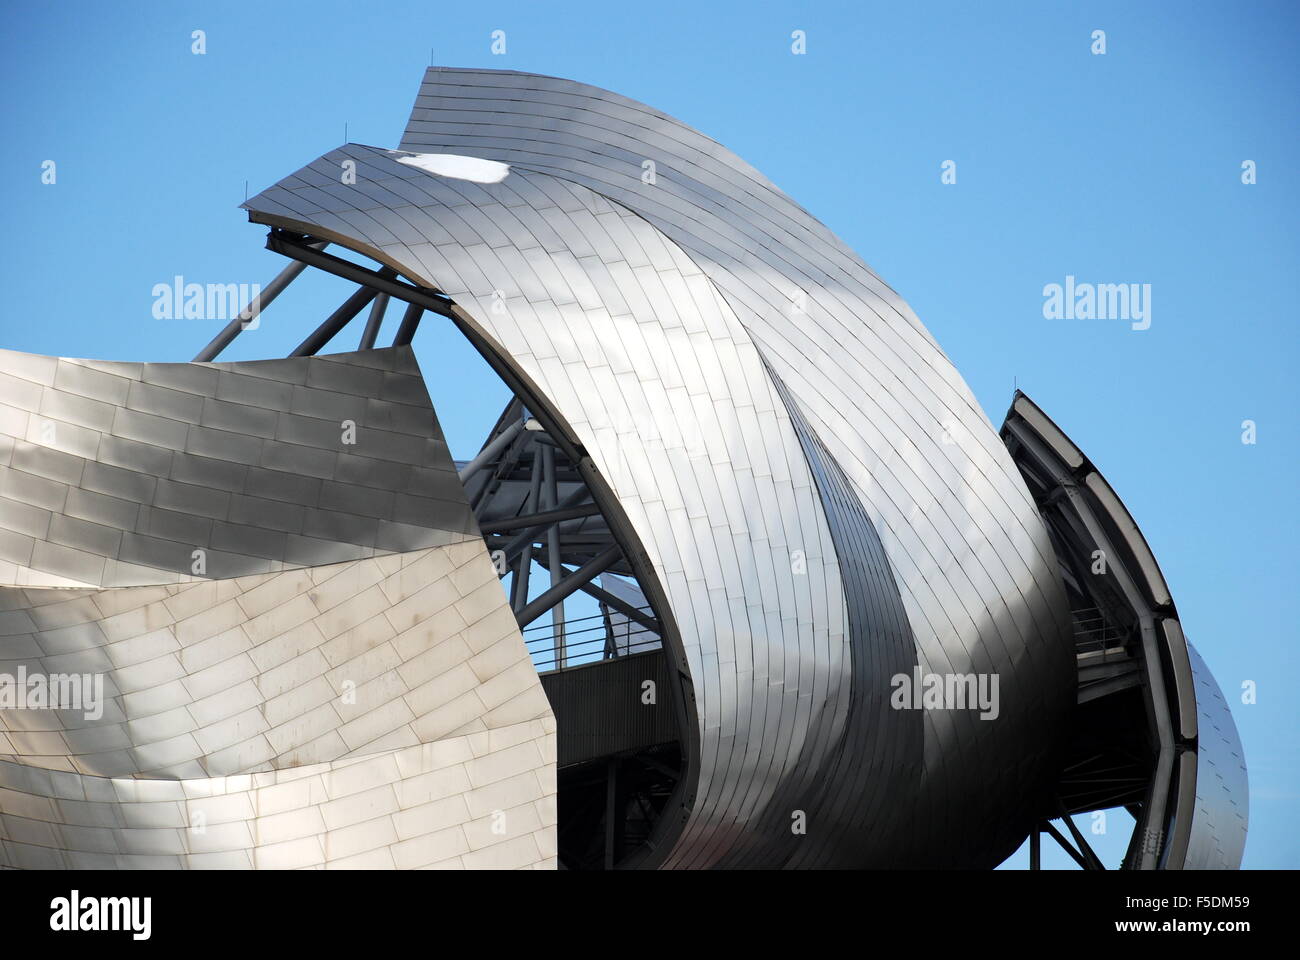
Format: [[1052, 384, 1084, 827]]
[[358, 291, 390, 350], [392, 301, 424, 346], [290, 271, 396, 357], [515, 543, 622, 628], [602, 602, 618, 659], [542, 444, 565, 666], [512, 447, 543, 612], [604, 758, 623, 870]]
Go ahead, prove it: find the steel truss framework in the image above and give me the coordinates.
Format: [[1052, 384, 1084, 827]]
[[1002, 392, 1247, 870]]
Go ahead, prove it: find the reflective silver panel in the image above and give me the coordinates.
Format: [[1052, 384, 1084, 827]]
[[1183, 641, 1248, 869], [0, 347, 474, 588], [242, 68, 1077, 867], [6, 65, 1244, 870], [0, 348, 555, 869]]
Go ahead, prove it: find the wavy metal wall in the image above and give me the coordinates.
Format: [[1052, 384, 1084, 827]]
[[241, 68, 1077, 867], [0, 347, 555, 869]]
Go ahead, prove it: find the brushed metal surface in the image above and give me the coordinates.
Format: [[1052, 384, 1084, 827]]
[[241, 68, 1077, 867], [1183, 641, 1249, 869], [0, 347, 472, 588], [0, 349, 556, 870]]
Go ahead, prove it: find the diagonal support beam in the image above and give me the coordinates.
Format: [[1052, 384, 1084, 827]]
[[290, 271, 394, 357], [392, 301, 424, 346], [478, 501, 603, 535], [582, 582, 660, 636], [192, 242, 327, 361], [516, 543, 622, 628], [267, 231, 457, 319], [469, 402, 528, 513], [495, 486, 594, 562], [523, 552, 660, 636], [1041, 820, 1090, 870], [458, 418, 526, 483], [1057, 798, 1107, 870], [358, 291, 390, 350], [636, 754, 680, 781]]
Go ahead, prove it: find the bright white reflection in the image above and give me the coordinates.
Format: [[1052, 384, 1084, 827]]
[[396, 153, 509, 184]]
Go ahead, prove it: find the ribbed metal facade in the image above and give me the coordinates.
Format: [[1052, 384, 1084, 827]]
[[0, 347, 555, 869], [1183, 642, 1249, 869], [241, 67, 1079, 867], [0, 66, 1247, 869]]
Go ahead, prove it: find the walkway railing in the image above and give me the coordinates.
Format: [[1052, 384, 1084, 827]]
[[1070, 606, 1126, 655], [523, 605, 660, 672]]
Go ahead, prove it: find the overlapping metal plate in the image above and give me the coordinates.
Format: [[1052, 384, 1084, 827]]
[[0, 347, 555, 869], [242, 68, 1078, 866]]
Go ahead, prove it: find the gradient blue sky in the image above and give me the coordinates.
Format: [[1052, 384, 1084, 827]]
[[1, 0, 1295, 868]]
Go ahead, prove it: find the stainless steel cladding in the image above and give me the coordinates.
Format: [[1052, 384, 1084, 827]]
[[2, 66, 1246, 870], [1183, 642, 1249, 869], [0, 347, 556, 869], [242, 67, 1079, 867]]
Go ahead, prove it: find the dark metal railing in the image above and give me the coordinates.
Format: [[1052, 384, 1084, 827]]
[[523, 604, 660, 672], [1070, 606, 1126, 655]]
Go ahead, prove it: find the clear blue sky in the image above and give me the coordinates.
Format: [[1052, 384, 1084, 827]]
[[1, 1, 1295, 868]]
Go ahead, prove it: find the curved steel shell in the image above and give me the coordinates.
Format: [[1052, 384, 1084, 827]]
[[242, 68, 1078, 867], [1, 66, 1249, 870], [0, 347, 475, 588], [0, 347, 556, 869], [1183, 641, 1249, 869]]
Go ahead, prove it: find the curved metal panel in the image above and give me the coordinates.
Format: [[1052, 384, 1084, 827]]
[[394, 72, 1072, 704], [1182, 641, 1248, 869], [0, 347, 474, 588], [247, 149, 854, 865], [0, 348, 556, 869], [0, 546, 548, 779], [240, 67, 1077, 867], [759, 365, 923, 868], [0, 721, 555, 869]]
